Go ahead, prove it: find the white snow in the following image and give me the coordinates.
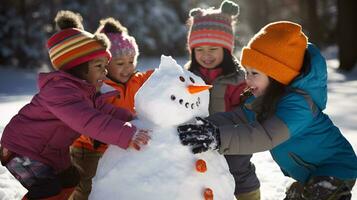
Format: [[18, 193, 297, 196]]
[[0, 54, 356, 199], [317, 181, 338, 190], [0, 163, 27, 200]]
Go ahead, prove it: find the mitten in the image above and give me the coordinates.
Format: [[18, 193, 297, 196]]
[[177, 117, 220, 154]]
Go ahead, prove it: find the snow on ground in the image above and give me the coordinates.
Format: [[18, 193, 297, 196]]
[[0, 56, 356, 199], [0, 164, 28, 200]]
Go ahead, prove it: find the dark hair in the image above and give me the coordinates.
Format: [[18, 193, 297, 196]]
[[65, 62, 89, 80], [255, 78, 286, 123], [187, 48, 238, 75], [255, 50, 311, 123]]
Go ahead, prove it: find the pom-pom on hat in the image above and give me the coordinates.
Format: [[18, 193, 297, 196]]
[[98, 17, 139, 58], [47, 10, 111, 71], [187, 0, 239, 52], [241, 21, 308, 85]]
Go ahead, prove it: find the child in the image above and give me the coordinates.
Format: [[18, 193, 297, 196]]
[[178, 21, 357, 199], [184, 1, 260, 199], [70, 17, 154, 200], [0, 11, 150, 200]]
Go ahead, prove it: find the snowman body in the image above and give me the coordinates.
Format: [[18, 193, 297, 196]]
[[90, 56, 235, 200]]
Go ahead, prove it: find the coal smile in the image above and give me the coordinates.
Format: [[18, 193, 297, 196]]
[[170, 95, 201, 109]]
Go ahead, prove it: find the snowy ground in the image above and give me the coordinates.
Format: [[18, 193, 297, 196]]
[[0, 55, 356, 199]]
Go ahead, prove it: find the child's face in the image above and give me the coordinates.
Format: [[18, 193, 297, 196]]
[[194, 46, 224, 69], [107, 55, 137, 83], [245, 67, 270, 97], [86, 57, 109, 92]]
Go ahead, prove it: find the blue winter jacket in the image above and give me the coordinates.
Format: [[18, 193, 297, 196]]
[[210, 44, 357, 183]]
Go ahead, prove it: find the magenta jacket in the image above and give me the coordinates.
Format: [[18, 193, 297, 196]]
[[1, 71, 136, 172]]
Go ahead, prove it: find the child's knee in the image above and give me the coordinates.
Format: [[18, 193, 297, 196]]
[[5, 156, 79, 199], [27, 166, 79, 199], [26, 178, 62, 199]]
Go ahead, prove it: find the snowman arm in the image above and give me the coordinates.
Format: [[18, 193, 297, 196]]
[[207, 112, 289, 155]]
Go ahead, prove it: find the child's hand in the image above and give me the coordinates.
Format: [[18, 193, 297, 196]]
[[129, 129, 151, 151]]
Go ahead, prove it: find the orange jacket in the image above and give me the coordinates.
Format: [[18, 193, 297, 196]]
[[71, 70, 154, 153]]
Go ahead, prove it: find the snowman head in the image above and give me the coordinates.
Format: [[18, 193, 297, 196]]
[[135, 55, 210, 127]]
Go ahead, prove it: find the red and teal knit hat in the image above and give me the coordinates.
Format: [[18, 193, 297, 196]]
[[187, 0, 239, 52], [47, 28, 112, 71]]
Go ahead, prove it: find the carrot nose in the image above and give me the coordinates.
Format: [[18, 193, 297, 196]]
[[187, 84, 212, 94]]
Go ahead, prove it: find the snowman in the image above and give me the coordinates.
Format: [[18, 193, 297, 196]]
[[90, 56, 235, 200]]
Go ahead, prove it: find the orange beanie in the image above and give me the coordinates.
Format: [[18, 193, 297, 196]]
[[241, 21, 308, 85]]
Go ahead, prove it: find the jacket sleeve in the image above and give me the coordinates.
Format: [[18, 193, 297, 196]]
[[129, 69, 155, 99], [41, 82, 136, 149], [96, 91, 133, 121], [136, 69, 154, 86], [207, 93, 314, 155]]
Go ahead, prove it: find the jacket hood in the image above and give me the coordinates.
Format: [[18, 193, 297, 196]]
[[38, 70, 94, 91], [290, 43, 327, 110]]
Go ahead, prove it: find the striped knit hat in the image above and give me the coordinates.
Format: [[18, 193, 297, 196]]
[[47, 11, 111, 71], [187, 0, 239, 52], [47, 28, 111, 70]]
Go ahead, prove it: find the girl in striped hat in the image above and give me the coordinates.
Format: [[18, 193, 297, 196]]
[[0, 10, 150, 200], [184, 1, 260, 199], [70, 17, 154, 200]]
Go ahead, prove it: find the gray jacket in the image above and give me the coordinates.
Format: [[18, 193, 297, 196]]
[[207, 103, 289, 155], [191, 68, 260, 194]]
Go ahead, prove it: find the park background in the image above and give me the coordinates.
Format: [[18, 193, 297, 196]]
[[0, 0, 356, 71], [0, 1, 356, 199]]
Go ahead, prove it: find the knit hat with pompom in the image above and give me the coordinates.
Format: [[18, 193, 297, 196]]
[[47, 10, 111, 70], [187, 0, 239, 52], [97, 17, 139, 58]]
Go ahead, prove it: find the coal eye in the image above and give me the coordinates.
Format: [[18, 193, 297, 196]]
[[179, 76, 185, 82], [189, 77, 195, 83]]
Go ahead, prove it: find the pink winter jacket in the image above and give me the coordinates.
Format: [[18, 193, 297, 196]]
[[1, 71, 136, 172]]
